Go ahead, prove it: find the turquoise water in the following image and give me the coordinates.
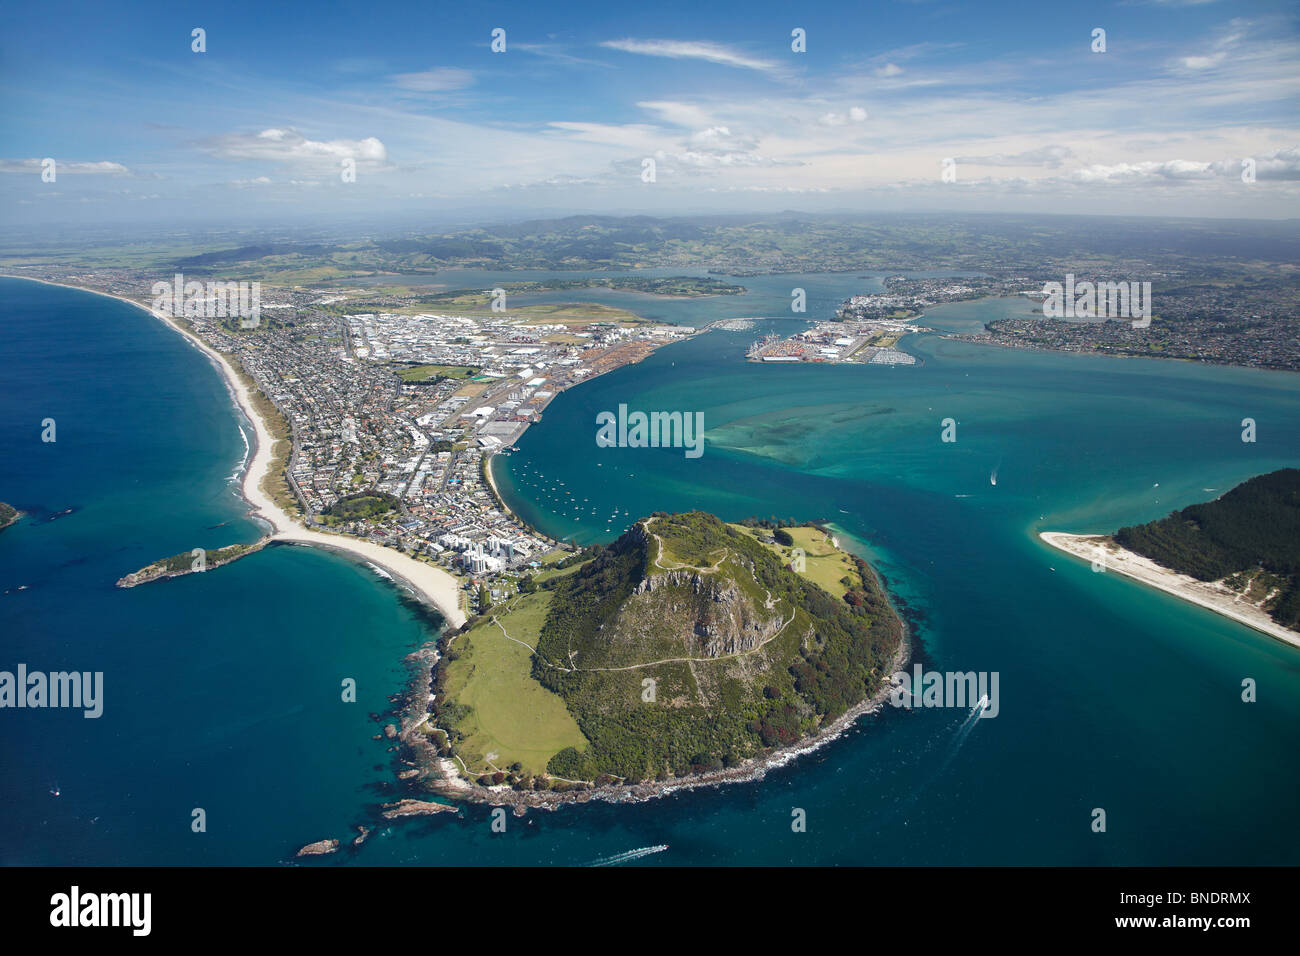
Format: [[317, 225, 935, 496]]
[[0, 278, 438, 865], [3, 275, 1298, 865]]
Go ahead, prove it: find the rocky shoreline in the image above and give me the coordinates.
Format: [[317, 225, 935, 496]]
[[115, 537, 270, 588], [294, 838, 340, 857], [396, 617, 912, 814], [380, 798, 459, 820]]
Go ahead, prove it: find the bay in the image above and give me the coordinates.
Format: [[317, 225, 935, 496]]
[[2, 274, 1297, 866]]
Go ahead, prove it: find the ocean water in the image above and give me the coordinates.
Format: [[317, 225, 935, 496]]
[[2, 275, 1298, 866]]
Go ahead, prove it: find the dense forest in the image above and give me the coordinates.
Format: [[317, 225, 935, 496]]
[[1116, 469, 1300, 628]]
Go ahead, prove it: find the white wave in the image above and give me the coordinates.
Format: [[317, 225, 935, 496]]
[[228, 423, 252, 482]]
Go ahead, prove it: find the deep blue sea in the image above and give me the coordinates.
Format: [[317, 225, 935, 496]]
[[2, 274, 1298, 866]]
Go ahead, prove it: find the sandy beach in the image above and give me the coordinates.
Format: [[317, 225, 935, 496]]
[[6, 275, 467, 629], [1040, 531, 1299, 650]]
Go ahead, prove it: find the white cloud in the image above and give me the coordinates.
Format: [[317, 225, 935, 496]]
[[206, 128, 388, 167], [1067, 148, 1300, 185], [689, 126, 758, 151], [1213, 145, 1300, 180], [663, 149, 790, 169], [637, 101, 717, 129], [1172, 19, 1248, 71], [547, 121, 664, 151], [0, 159, 129, 174], [390, 68, 474, 92], [1249, 145, 1300, 180], [601, 38, 781, 74], [818, 107, 869, 126], [954, 146, 1074, 168], [1179, 54, 1227, 70]]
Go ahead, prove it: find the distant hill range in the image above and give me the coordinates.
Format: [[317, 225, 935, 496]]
[[1116, 469, 1300, 629], [159, 213, 1300, 277]]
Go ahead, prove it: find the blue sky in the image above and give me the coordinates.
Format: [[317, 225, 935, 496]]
[[2, 0, 1297, 227]]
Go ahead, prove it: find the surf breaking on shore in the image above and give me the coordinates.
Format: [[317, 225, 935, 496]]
[[6, 276, 468, 630]]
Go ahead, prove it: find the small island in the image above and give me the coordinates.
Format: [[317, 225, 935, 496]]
[[294, 838, 339, 857], [1043, 468, 1300, 648], [0, 502, 18, 532], [116, 539, 270, 588], [401, 512, 906, 806]]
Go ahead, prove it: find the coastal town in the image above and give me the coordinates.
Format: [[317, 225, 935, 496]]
[[219, 290, 696, 608], [12, 258, 1299, 623], [12, 268, 698, 617]]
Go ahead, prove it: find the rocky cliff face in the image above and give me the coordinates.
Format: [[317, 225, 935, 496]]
[[630, 566, 782, 658]]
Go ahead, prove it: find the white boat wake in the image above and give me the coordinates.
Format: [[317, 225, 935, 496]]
[[936, 696, 988, 775], [589, 844, 669, 867], [859, 697, 993, 832]]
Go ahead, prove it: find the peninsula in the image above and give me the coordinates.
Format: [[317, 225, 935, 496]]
[[116, 540, 270, 588], [1042, 469, 1300, 649], [406, 514, 907, 806]]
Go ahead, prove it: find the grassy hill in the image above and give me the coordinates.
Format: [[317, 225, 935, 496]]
[[735, 524, 862, 598], [509, 512, 903, 784], [431, 513, 903, 788], [436, 587, 588, 780], [1116, 468, 1300, 628]]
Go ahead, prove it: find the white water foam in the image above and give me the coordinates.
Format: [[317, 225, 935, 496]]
[[228, 423, 251, 483], [589, 844, 669, 867], [936, 696, 987, 775]]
